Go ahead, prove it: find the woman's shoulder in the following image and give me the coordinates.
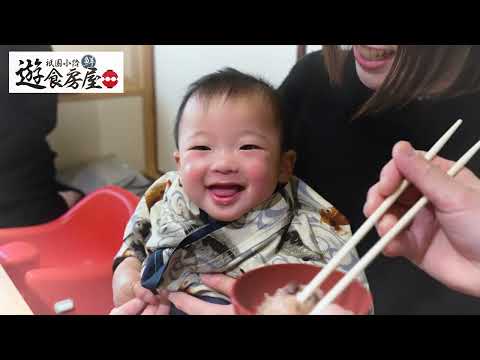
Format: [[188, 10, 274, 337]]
[[278, 50, 332, 102], [285, 50, 328, 84], [297, 50, 326, 70]]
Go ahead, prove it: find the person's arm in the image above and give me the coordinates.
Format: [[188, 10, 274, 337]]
[[110, 225, 169, 313], [112, 256, 157, 307], [111, 174, 180, 311], [111, 254, 171, 315], [112, 194, 153, 307], [364, 141, 480, 298]]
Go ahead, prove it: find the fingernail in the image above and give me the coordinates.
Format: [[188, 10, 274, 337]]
[[363, 200, 370, 216], [394, 142, 415, 160], [403, 143, 415, 157]]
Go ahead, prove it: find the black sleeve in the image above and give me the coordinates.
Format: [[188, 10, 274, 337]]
[[433, 92, 480, 177], [1, 45, 58, 137], [452, 96, 480, 176]]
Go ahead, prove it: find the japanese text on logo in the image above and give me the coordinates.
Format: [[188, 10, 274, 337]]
[[9, 52, 124, 94]]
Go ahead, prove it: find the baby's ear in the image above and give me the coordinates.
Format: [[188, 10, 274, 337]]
[[279, 150, 297, 184], [173, 151, 181, 170]]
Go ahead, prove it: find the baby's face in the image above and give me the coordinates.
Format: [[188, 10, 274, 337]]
[[175, 94, 293, 222]]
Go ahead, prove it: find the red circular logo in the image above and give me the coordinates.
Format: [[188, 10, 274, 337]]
[[102, 69, 118, 89]]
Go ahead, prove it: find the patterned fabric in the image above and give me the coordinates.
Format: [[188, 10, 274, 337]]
[[114, 171, 368, 301]]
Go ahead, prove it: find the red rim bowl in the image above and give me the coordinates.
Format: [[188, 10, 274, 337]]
[[231, 263, 373, 315]]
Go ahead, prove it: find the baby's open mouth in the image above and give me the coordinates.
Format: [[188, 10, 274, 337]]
[[207, 183, 245, 205], [208, 184, 245, 197]]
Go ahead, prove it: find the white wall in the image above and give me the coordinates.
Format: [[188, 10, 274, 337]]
[[307, 45, 323, 53], [48, 97, 145, 171], [153, 45, 297, 172], [49, 45, 145, 172]]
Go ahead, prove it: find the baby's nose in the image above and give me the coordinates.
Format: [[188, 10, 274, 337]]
[[212, 154, 239, 174]]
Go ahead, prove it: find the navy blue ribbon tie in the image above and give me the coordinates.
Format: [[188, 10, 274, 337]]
[[141, 210, 229, 293], [141, 249, 167, 293]]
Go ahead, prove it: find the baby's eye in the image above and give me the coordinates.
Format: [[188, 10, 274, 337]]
[[240, 144, 261, 150], [190, 146, 211, 151]]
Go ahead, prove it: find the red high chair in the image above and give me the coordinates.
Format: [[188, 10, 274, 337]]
[[0, 186, 139, 315]]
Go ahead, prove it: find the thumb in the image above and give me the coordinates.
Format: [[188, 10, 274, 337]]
[[200, 274, 236, 297], [392, 141, 464, 211]]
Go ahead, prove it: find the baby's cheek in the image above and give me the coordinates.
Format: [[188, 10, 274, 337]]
[[182, 162, 203, 178], [245, 157, 279, 187], [179, 158, 207, 192], [181, 154, 207, 176]]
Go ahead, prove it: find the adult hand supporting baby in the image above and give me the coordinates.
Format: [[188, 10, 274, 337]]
[[112, 257, 158, 307], [168, 274, 237, 315], [110, 285, 171, 315], [110, 257, 170, 315], [111, 272, 236, 315], [110, 295, 171, 315]]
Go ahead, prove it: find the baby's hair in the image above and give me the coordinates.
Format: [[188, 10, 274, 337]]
[[174, 67, 285, 150]]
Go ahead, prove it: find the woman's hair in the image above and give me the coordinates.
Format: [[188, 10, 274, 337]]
[[323, 45, 480, 119]]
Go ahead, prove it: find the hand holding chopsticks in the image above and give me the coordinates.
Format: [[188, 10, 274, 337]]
[[296, 119, 480, 313], [297, 119, 464, 305]]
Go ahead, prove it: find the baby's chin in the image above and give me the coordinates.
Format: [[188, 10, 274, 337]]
[[205, 207, 250, 223], [208, 211, 247, 223]]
